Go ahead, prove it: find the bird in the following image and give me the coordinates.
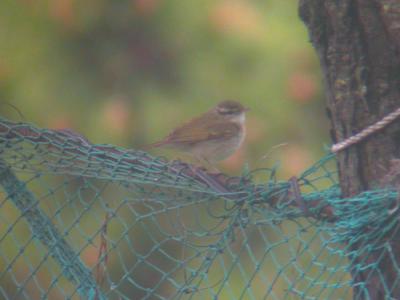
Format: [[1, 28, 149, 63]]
[[147, 100, 248, 166]]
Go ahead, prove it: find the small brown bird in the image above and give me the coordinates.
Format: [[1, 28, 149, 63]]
[[148, 100, 248, 165]]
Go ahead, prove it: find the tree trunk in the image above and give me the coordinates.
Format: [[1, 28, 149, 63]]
[[299, 1, 400, 299]]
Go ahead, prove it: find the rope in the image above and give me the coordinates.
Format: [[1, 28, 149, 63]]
[[331, 107, 400, 153]]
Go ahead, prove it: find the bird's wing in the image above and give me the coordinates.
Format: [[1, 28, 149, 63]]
[[165, 120, 240, 145]]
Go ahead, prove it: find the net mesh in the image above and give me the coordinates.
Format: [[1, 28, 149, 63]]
[[0, 118, 399, 299]]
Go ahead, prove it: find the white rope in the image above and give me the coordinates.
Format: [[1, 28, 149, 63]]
[[331, 107, 400, 153]]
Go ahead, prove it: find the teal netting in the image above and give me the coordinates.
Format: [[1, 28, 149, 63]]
[[0, 118, 399, 299]]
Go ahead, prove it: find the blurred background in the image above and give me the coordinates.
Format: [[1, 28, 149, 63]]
[[0, 0, 329, 177], [0, 1, 338, 299]]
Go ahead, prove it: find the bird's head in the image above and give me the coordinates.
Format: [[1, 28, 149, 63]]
[[214, 100, 249, 123]]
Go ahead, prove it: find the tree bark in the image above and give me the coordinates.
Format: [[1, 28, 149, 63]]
[[299, 1, 400, 299]]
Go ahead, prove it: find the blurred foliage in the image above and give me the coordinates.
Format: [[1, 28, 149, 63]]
[[0, 1, 336, 299], [0, 0, 328, 177]]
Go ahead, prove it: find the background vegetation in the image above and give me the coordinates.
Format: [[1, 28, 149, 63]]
[[0, 0, 328, 176], [0, 0, 332, 298]]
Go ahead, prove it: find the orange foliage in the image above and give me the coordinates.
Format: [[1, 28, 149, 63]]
[[102, 98, 131, 134], [287, 72, 317, 103], [81, 244, 99, 267], [47, 114, 73, 130], [221, 145, 246, 171], [133, 0, 161, 16], [49, 0, 75, 29], [280, 144, 312, 176], [209, 0, 265, 39]]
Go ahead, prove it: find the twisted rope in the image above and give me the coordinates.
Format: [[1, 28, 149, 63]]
[[331, 107, 400, 153]]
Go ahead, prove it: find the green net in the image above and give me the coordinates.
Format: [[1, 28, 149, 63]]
[[0, 117, 399, 299]]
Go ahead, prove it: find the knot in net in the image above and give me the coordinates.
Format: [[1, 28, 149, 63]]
[[0, 118, 399, 299]]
